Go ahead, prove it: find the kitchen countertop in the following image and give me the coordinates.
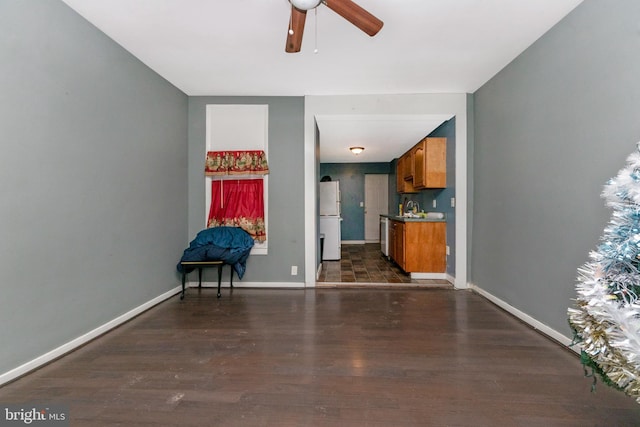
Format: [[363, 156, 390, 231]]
[[381, 214, 446, 222]]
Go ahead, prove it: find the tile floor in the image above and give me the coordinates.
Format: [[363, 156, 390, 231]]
[[317, 242, 451, 287]]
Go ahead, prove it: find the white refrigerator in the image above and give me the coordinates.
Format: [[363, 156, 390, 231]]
[[319, 181, 342, 260]]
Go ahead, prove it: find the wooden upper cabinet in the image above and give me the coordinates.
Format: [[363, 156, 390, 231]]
[[396, 155, 417, 193], [397, 137, 445, 193], [413, 137, 446, 189], [412, 141, 425, 188], [396, 156, 404, 192], [402, 151, 413, 181]]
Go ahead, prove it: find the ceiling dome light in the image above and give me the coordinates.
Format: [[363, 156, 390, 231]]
[[350, 146, 365, 155], [289, 0, 322, 11]]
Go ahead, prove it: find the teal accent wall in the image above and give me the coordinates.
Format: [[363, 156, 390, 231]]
[[319, 163, 392, 241], [0, 0, 188, 375], [424, 119, 456, 276]]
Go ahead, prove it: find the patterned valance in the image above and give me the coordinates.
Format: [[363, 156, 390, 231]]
[[205, 150, 269, 176]]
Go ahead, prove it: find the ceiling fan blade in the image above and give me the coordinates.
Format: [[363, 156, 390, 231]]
[[324, 0, 383, 36], [285, 6, 307, 53]]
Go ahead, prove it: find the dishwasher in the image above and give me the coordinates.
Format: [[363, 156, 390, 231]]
[[380, 216, 389, 257]]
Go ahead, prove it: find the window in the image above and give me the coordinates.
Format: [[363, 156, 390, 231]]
[[205, 105, 268, 255]]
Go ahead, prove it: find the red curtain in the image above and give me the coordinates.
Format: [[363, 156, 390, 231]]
[[207, 179, 266, 242]]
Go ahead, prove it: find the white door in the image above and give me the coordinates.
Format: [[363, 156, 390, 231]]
[[364, 174, 388, 242]]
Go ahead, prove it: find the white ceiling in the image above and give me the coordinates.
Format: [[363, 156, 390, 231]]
[[315, 113, 454, 163], [61, 0, 583, 162]]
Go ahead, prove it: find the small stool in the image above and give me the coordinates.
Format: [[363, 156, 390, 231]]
[[179, 261, 233, 299]]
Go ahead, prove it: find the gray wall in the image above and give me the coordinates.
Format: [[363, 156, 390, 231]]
[[0, 1, 188, 374], [466, 94, 475, 287], [472, 0, 640, 336], [319, 163, 391, 241], [188, 97, 305, 282]]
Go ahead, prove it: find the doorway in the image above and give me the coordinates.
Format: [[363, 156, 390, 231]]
[[317, 241, 413, 283], [304, 94, 468, 290]]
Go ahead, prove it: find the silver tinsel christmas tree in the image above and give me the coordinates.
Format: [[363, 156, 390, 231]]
[[569, 143, 640, 402]]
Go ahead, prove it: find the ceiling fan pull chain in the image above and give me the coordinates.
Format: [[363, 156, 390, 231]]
[[289, 10, 294, 35], [314, 7, 319, 54]]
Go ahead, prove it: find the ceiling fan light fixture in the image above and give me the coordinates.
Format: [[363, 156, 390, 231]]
[[289, 0, 322, 11], [350, 146, 365, 155]]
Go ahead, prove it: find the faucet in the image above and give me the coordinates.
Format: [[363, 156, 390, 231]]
[[405, 200, 420, 214]]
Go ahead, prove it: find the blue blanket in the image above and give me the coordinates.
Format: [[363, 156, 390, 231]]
[[177, 227, 255, 279]]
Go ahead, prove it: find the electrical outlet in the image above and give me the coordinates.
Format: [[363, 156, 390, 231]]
[[291, 265, 298, 276], [446, 246, 450, 256], [432, 200, 437, 208], [451, 197, 456, 208], [360, 201, 364, 207]]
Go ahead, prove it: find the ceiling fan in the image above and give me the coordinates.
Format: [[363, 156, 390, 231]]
[[285, 0, 384, 53]]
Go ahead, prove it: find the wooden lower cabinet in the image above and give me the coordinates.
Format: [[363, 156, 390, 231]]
[[389, 220, 446, 273], [389, 220, 395, 260], [391, 221, 404, 268]]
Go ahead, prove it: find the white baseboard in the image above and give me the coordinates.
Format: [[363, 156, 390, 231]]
[[342, 240, 365, 244], [470, 283, 577, 351], [192, 281, 306, 289], [446, 273, 456, 286], [316, 263, 323, 281], [410, 272, 447, 280], [0, 285, 182, 386]]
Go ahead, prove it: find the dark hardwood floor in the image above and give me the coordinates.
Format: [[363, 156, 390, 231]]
[[1, 288, 639, 426]]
